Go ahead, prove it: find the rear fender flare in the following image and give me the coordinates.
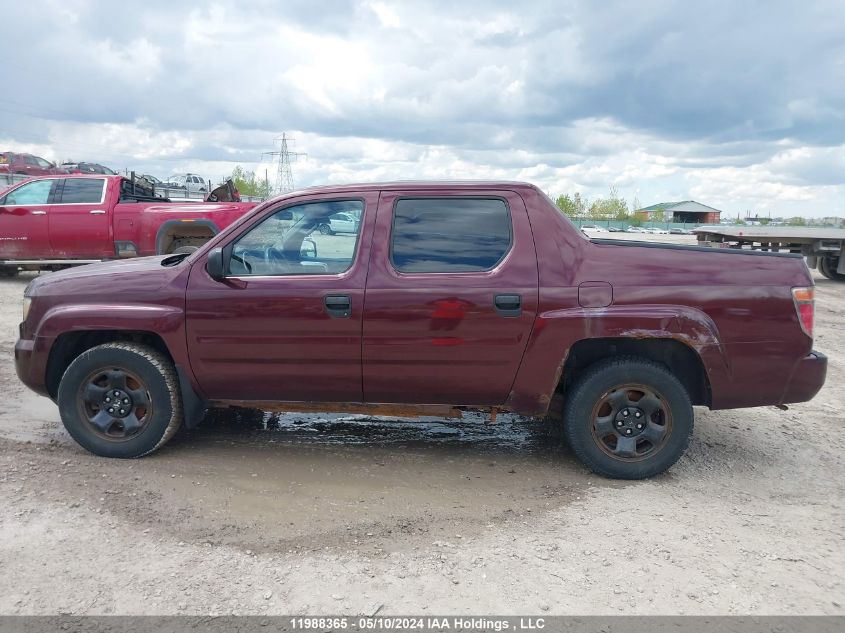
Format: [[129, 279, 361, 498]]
[[506, 304, 730, 415]]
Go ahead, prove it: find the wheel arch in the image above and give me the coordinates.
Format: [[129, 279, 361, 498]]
[[155, 219, 219, 255], [507, 304, 729, 416], [46, 330, 173, 399], [559, 337, 712, 407], [45, 329, 206, 429]]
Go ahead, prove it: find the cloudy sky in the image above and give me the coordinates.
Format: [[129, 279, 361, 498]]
[[2, 0, 844, 217]]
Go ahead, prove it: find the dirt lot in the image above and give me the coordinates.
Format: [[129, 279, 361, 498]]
[[0, 239, 843, 615]]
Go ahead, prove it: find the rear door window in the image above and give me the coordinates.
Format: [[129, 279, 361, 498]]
[[390, 198, 512, 273], [59, 178, 106, 204]]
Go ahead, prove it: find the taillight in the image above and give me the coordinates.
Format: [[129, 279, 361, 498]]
[[792, 287, 814, 338]]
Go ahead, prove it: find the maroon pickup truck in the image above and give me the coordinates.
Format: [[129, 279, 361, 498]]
[[14, 181, 827, 479], [0, 174, 256, 275]]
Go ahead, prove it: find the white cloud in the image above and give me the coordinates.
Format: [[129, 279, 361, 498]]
[[0, 0, 843, 217], [369, 2, 401, 28]]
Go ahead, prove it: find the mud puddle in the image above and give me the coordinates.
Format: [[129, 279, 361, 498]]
[[3, 407, 601, 556], [199, 407, 556, 451]]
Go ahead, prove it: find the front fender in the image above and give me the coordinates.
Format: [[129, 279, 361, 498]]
[[35, 303, 185, 340], [506, 304, 731, 416], [35, 302, 197, 394]]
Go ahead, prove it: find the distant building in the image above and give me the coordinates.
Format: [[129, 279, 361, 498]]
[[820, 216, 844, 227], [636, 201, 721, 224]]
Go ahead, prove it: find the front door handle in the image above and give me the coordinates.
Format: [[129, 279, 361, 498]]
[[324, 294, 351, 318], [31, 210, 47, 215], [494, 294, 522, 317], [89, 209, 106, 215]]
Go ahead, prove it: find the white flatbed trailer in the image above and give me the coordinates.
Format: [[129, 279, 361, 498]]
[[694, 226, 845, 281]]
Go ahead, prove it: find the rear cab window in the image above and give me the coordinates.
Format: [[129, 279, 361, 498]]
[[390, 198, 512, 273]]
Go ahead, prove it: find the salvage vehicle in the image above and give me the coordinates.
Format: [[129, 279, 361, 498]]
[[0, 174, 256, 275], [14, 182, 826, 479], [0, 152, 67, 176], [166, 173, 208, 193], [60, 162, 117, 175], [316, 211, 359, 235]]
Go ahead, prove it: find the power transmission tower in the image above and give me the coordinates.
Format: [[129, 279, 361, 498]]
[[261, 132, 306, 195]]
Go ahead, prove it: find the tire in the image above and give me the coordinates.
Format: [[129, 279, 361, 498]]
[[57, 342, 183, 458], [819, 256, 845, 281], [172, 245, 199, 255], [167, 238, 205, 255], [318, 223, 333, 235], [0, 266, 19, 278], [562, 356, 693, 479]]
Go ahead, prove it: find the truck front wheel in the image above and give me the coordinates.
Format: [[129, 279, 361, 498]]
[[57, 342, 183, 458], [562, 357, 693, 479]]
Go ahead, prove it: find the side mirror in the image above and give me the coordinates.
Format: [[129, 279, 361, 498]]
[[206, 247, 226, 281], [301, 238, 317, 259]]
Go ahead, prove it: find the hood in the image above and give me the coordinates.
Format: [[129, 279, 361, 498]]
[[26, 255, 185, 297]]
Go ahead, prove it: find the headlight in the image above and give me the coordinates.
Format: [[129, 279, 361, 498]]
[[22, 297, 31, 322]]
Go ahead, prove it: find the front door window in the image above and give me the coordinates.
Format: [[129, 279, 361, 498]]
[[229, 200, 363, 276], [4, 180, 54, 205]]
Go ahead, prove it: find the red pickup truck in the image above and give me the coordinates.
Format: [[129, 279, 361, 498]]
[[14, 181, 826, 479], [0, 174, 256, 275]]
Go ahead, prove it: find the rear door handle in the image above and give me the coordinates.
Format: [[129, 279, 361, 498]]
[[90, 209, 106, 215], [324, 294, 351, 318], [494, 294, 522, 317]]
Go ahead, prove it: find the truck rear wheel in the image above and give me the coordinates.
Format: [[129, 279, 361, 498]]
[[57, 342, 183, 458], [819, 256, 844, 281], [562, 356, 693, 479]]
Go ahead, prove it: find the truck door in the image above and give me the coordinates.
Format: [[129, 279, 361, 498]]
[[185, 191, 379, 402], [48, 177, 112, 258], [362, 189, 539, 406], [0, 178, 56, 259]]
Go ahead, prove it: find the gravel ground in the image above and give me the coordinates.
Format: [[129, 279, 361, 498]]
[[0, 241, 843, 615]]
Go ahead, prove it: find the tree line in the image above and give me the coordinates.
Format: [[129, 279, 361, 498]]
[[554, 186, 646, 224], [229, 165, 274, 198]]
